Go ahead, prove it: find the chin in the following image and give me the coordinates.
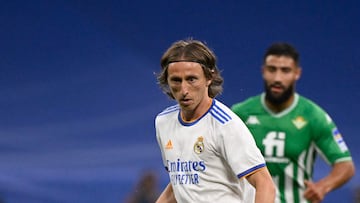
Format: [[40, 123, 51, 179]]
[[181, 105, 192, 110]]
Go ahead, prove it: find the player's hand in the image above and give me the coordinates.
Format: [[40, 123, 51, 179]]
[[303, 180, 327, 203]]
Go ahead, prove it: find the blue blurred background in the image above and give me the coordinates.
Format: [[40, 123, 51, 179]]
[[0, 1, 359, 202]]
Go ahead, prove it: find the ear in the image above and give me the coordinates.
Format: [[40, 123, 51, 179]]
[[206, 79, 212, 87], [261, 66, 266, 79], [295, 67, 302, 81]]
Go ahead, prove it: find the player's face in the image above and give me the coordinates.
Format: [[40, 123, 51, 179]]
[[167, 61, 211, 117], [262, 55, 301, 104]]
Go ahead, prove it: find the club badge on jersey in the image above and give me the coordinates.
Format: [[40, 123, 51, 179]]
[[194, 136, 204, 154]]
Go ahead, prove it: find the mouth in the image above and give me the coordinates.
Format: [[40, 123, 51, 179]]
[[180, 98, 192, 106], [270, 84, 284, 94]]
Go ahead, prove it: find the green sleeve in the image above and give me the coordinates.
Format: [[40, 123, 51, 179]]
[[311, 108, 352, 165]]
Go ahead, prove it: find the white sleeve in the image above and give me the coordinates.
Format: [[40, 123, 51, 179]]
[[218, 116, 265, 178]]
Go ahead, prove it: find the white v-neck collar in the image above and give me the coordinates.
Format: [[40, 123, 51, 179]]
[[261, 93, 299, 118]]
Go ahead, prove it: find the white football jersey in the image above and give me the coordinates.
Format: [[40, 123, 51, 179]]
[[155, 99, 266, 202]]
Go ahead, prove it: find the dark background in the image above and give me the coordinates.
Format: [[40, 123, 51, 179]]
[[0, 1, 359, 202]]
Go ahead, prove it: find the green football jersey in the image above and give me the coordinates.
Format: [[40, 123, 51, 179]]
[[231, 93, 352, 203]]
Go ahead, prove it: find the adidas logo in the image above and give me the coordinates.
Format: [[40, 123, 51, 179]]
[[165, 140, 173, 149]]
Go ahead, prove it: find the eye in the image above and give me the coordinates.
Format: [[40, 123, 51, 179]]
[[281, 67, 292, 73], [187, 76, 197, 83], [266, 66, 276, 72], [169, 77, 182, 85]]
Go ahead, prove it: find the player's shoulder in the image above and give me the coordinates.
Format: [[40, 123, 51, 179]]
[[156, 104, 179, 120], [297, 94, 327, 113], [296, 94, 334, 122], [211, 99, 243, 125], [231, 94, 262, 112]]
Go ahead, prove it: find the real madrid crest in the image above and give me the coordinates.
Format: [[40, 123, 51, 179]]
[[194, 136, 204, 154]]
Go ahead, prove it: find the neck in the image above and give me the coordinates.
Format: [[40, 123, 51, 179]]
[[265, 94, 295, 113], [181, 98, 212, 122]]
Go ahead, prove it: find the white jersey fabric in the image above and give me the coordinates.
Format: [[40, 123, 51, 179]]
[[155, 99, 266, 202]]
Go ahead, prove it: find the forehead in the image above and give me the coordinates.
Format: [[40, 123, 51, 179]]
[[264, 55, 297, 67], [167, 61, 204, 75]]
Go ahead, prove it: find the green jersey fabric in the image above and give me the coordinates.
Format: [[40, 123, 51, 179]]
[[231, 93, 352, 203]]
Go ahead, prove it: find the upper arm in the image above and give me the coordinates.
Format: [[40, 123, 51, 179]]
[[246, 167, 273, 188], [330, 161, 355, 184], [246, 167, 276, 203], [156, 183, 177, 203]]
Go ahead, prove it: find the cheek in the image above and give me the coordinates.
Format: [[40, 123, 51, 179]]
[[192, 81, 206, 89], [262, 73, 272, 82], [286, 74, 298, 82], [169, 85, 180, 93]]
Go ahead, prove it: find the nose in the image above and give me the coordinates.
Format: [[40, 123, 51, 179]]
[[180, 81, 189, 96], [273, 71, 282, 82]]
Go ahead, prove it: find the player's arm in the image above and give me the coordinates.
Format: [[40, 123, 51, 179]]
[[246, 167, 276, 203], [155, 183, 177, 203], [303, 160, 355, 203]]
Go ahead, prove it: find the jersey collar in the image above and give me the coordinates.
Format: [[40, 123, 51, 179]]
[[261, 93, 299, 118]]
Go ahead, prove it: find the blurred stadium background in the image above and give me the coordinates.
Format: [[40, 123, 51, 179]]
[[0, 1, 359, 202]]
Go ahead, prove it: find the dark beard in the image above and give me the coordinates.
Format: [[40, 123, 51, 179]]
[[264, 82, 294, 105]]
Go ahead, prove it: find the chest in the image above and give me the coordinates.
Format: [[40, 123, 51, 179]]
[[160, 119, 218, 162], [245, 114, 312, 159]]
